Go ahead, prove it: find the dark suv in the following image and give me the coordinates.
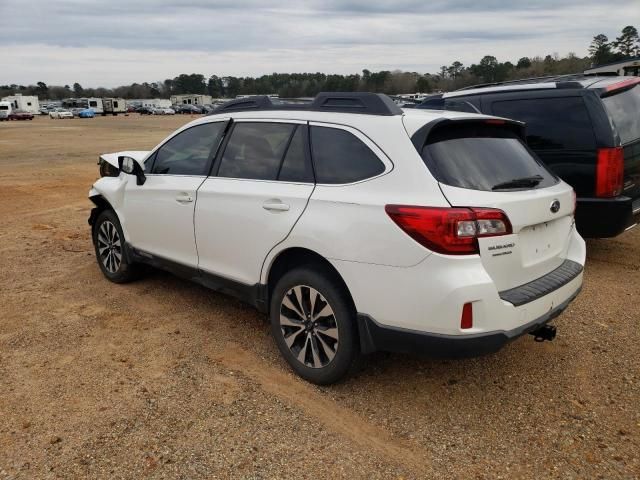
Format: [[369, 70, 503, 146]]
[[418, 76, 640, 237]]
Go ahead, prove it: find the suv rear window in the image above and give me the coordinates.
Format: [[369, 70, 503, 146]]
[[491, 97, 595, 151], [421, 123, 558, 192], [602, 85, 640, 145]]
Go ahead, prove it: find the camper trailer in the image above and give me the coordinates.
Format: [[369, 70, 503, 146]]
[[0, 101, 12, 120], [1, 94, 40, 114], [62, 97, 104, 114], [585, 57, 640, 77], [102, 98, 127, 116]]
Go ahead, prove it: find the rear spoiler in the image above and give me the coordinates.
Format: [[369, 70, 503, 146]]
[[600, 77, 640, 98], [410, 117, 526, 151]]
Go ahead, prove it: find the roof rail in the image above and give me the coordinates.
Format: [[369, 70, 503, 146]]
[[455, 73, 591, 92], [210, 92, 403, 116]]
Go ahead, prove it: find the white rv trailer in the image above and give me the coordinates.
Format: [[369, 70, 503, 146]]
[[141, 98, 172, 108], [62, 97, 104, 113], [0, 101, 12, 120], [1, 94, 40, 114], [585, 57, 640, 77], [170, 94, 212, 105], [101, 98, 127, 115]]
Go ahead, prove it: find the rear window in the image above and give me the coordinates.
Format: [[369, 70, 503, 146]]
[[0, 106, 8, 110], [491, 97, 595, 151], [602, 85, 640, 145], [421, 123, 558, 192]]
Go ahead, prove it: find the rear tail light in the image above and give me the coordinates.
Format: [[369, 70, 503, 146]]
[[385, 205, 512, 255], [595, 147, 623, 198]]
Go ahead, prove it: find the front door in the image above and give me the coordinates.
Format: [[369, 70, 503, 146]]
[[120, 120, 227, 267]]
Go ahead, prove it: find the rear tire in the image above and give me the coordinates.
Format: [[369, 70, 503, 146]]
[[92, 210, 141, 283], [270, 266, 360, 385]]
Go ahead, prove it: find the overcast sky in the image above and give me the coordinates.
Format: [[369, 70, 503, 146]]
[[0, 0, 637, 87]]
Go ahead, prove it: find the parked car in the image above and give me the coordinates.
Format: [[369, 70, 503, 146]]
[[176, 104, 202, 114], [89, 93, 585, 384], [160, 107, 175, 115], [137, 107, 155, 115], [418, 75, 640, 238], [8, 110, 34, 120], [78, 108, 96, 118], [49, 108, 74, 119]]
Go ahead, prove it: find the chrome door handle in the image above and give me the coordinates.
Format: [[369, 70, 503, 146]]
[[262, 201, 290, 212], [175, 193, 194, 204]]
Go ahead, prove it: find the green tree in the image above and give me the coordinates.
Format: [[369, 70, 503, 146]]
[[589, 34, 614, 65], [516, 57, 531, 69], [613, 25, 639, 57], [73, 82, 83, 96]]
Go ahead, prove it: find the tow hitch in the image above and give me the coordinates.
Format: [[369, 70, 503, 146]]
[[529, 324, 556, 342]]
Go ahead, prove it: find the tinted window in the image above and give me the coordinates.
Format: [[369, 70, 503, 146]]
[[444, 99, 480, 114], [602, 85, 640, 145], [492, 97, 595, 150], [278, 127, 313, 182], [152, 122, 225, 175], [310, 127, 385, 184], [422, 124, 558, 192], [218, 123, 294, 180]]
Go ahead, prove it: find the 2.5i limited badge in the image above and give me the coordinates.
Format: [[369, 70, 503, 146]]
[[487, 242, 516, 257]]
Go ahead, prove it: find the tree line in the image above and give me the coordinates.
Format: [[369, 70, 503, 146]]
[[2, 25, 637, 101]]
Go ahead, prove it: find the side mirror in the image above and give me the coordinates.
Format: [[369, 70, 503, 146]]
[[118, 156, 146, 185]]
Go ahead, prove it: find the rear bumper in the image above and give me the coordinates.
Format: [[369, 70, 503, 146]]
[[576, 195, 639, 238], [358, 286, 581, 358]]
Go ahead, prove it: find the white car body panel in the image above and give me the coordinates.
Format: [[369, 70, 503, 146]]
[[120, 174, 205, 267], [440, 182, 576, 291], [196, 177, 314, 284]]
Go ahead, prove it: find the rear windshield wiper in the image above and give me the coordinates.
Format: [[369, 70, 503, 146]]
[[492, 175, 543, 191]]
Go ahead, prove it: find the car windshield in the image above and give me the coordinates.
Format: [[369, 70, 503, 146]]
[[602, 84, 640, 145], [420, 123, 558, 192]]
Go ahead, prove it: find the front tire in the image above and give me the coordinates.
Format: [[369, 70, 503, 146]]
[[270, 267, 359, 385], [92, 210, 140, 283]]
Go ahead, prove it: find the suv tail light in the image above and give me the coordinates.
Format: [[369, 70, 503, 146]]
[[595, 147, 623, 198], [385, 205, 512, 255]]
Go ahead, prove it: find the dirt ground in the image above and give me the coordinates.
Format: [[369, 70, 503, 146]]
[[0, 115, 638, 479]]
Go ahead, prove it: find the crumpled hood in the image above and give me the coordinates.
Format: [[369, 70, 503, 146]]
[[99, 151, 150, 169]]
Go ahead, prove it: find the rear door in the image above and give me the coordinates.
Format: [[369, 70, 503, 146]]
[[420, 121, 576, 291], [195, 120, 315, 285]]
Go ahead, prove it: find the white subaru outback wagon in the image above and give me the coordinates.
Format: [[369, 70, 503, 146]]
[[89, 93, 585, 384]]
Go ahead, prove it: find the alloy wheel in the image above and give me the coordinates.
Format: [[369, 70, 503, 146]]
[[97, 220, 122, 274], [279, 285, 339, 368]]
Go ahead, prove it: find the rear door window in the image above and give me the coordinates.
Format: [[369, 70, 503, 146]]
[[602, 85, 640, 145], [278, 126, 314, 183], [421, 123, 558, 191], [217, 122, 295, 180], [491, 97, 596, 150], [310, 126, 385, 184]]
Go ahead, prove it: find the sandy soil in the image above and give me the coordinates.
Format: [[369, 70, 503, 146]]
[[0, 115, 638, 479]]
